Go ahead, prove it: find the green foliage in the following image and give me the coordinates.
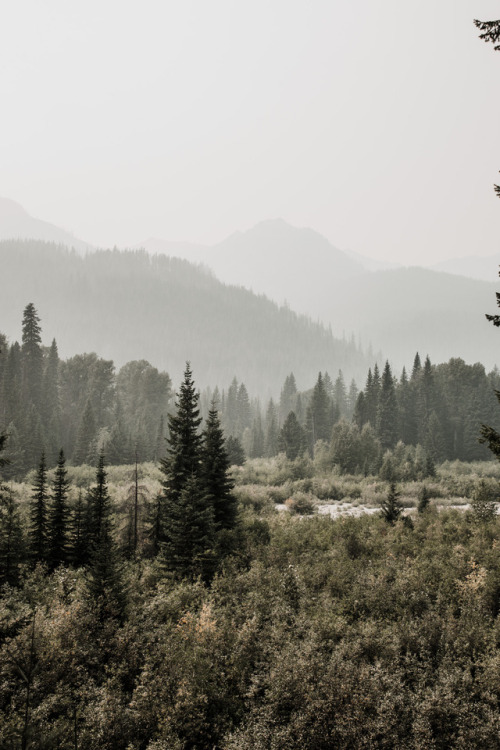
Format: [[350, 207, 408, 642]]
[[380, 482, 403, 524], [470, 479, 497, 523]]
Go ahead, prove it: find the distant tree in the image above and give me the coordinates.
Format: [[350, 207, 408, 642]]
[[376, 361, 399, 450], [305, 373, 332, 455], [279, 411, 305, 461], [417, 485, 430, 514], [28, 452, 49, 564], [47, 449, 70, 570], [279, 373, 298, 423], [264, 399, 280, 458], [21, 302, 43, 409], [226, 435, 245, 466], [74, 398, 96, 466], [380, 482, 403, 525]]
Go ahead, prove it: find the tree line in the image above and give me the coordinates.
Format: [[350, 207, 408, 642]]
[[0, 363, 237, 593]]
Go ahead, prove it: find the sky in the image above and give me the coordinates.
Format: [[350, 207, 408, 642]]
[[1, 0, 499, 265]]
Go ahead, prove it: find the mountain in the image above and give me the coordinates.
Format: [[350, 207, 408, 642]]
[[143, 220, 500, 371], [0, 196, 93, 253], [143, 218, 365, 313], [432, 253, 500, 283], [319, 266, 499, 370], [0, 240, 370, 396]]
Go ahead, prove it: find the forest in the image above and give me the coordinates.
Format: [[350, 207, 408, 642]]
[[1, 289, 500, 746]]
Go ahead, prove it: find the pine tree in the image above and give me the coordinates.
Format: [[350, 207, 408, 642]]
[[279, 373, 298, 423], [226, 435, 245, 466], [69, 490, 90, 567], [376, 361, 399, 450], [87, 453, 112, 548], [305, 372, 332, 455], [28, 452, 49, 564], [279, 411, 305, 460], [264, 399, 279, 458], [380, 483, 403, 525], [160, 364, 216, 578], [21, 303, 43, 410], [86, 455, 124, 615], [161, 474, 216, 581], [47, 449, 70, 570], [74, 398, 96, 465], [202, 403, 237, 532], [160, 363, 203, 504]]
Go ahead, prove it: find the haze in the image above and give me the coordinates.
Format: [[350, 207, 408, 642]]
[[1, 0, 499, 265]]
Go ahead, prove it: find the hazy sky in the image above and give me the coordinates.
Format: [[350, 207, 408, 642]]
[[1, 0, 499, 264]]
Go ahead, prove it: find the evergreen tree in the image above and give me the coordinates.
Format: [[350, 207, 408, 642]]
[[160, 364, 216, 578], [305, 372, 332, 455], [249, 414, 265, 458], [380, 483, 403, 525], [264, 399, 279, 458], [279, 373, 298, 423], [411, 352, 422, 380], [202, 403, 237, 532], [161, 474, 216, 581], [86, 455, 124, 615], [376, 361, 399, 450], [28, 452, 49, 564], [279, 411, 305, 461], [21, 303, 43, 409], [226, 435, 245, 466], [87, 453, 112, 548], [69, 490, 89, 567], [160, 363, 203, 504], [47, 449, 70, 570], [74, 398, 96, 465]]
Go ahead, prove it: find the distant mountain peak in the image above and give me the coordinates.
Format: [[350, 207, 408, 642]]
[[0, 196, 92, 254], [0, 196, 30, 219]]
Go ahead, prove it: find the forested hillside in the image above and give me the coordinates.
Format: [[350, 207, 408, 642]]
[[0, 240, 370, 395]]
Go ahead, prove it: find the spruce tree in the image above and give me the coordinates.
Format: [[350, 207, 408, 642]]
[[87, 453, 112, 548], [279, 411, 305, 460], [226, 435, 245, 466], [202, 403, 237, 532], [160, 362, 203, 503], [160, 364, 216, 578], [86, 455, 123, 615], [376, 361, 399, 450], [21, 303, 43, 410], [69, 490, 89, 567], [47, 449, 70, 570], [161, 474, 215, 581], [380, 483, 403, 525], [28, 452, 49, 564]]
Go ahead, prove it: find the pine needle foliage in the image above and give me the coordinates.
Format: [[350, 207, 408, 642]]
[[380, 482, 403, 525]]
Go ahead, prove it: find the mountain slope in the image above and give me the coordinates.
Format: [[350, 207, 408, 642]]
[[324, 267, 499, 370], [432, 253, 500, 282], [0, 197, 93, 253], [0, 240, 370, 395]]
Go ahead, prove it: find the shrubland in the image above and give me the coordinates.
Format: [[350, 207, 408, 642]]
[[1, 453, 500, 748]]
